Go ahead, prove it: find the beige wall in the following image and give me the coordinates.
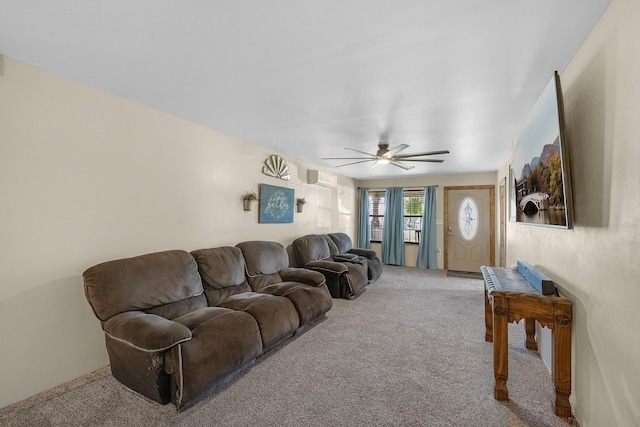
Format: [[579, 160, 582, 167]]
[[0, 56, 357, 408], [498, 1, 640, 425], [358, 173, 497, 268]]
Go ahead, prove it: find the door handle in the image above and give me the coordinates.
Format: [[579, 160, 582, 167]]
[[448, 225, 453, 236]]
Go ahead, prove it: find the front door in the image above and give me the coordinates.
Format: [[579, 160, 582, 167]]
[[444, 186, 495, 272]]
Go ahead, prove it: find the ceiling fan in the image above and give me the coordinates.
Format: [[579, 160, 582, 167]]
[[322, 142, 449, 170]]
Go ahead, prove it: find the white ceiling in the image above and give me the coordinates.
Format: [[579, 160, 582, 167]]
[[0, 1, 611, 179]]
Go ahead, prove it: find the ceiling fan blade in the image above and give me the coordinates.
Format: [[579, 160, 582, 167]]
[[384, 144, 409, 157], [389, 160, 414, 170], [400, 158, 445, 163], [321, 157, 376, 160], [368, 161, 379, 170], [394, 150, 450, 159], [333, 159, 376, 168], [344, 147, 377, 157]]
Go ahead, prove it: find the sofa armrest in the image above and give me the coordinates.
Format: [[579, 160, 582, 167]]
[[103, 311, 192, 352], [348, 248, 378, 259], [279, 267, 326, 286], [304, 260, 348, 274], [333, 253, 359, 263]]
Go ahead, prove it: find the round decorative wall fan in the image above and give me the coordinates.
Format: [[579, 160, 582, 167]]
[[262, 154, 290, 180]]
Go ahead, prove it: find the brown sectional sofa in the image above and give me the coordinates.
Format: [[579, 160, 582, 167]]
[[83, 241, 332, 411]]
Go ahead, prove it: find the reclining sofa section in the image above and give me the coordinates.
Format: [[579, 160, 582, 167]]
[[83, 243, 332, 411], [292, 234, 371, 299], [327, 232, 383, 283]]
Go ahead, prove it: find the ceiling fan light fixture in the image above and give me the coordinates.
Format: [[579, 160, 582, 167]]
[[377, 158, 390, 165]]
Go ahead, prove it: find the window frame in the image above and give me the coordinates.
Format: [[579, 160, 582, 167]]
[[403, 190, 424, 244], [368, 190, 385, 243], [368, 189, 425, 244]]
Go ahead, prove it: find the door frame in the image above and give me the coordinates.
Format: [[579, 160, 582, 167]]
[[443, 185, 496, 270], [499, 178, 506, 267]]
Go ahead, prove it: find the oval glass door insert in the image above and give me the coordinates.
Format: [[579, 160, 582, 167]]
[[458, 197, 479, 240]]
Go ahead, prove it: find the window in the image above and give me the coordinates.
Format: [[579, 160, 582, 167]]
[[368, 191, 385, 242], [403, 190, 424, 243], [368, 189, 425, 243]]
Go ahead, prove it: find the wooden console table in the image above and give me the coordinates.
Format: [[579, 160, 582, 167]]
[[481, 266, 573, 417]]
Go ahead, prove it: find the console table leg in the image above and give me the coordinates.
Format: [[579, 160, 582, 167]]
[[493, 296, 509, 401], [552, 305, 572, 417], [484, 288, 493, 342], [525, 318, 537, 351]]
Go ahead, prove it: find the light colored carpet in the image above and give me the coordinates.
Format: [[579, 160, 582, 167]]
[[0, 266, 578, 426]]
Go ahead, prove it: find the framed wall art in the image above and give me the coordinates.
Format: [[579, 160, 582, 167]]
[[512, 71, 573, 229], [259, 183, 294, 224]]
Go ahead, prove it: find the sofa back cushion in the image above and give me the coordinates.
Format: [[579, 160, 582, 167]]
[[236, 241, 288, 291], [292, 234, 331, 264], [324, 235, 340, 257], [236, 241, 288, 275], [83, 250, 204, 322], [328, 233, 354, 254], [190, 246, 251, 305]]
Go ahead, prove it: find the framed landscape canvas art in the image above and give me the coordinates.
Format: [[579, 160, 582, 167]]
[[512, 72, 573, 229], [259, 183, 294, 224]]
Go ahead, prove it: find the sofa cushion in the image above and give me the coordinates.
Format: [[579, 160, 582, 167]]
[[245, 272, 283, 292], [171, 306, 234, 331], [259, 282, 333, 326], [324, 235, 340, 257], [292, 235, 332, 263], [166, 308, 262, 406], [236, 241, 288, 291], [191, 247, 251, 305], [217, 292, 299, 350], [236, 241, 289, 275], [327, 232, 353, 254], [83, 250, 203, 321], [144, 294, 207, 320]]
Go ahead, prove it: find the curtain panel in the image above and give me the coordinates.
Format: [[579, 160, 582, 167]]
[[417, 186, 437, 269], [358, 188, 370, 249], [381, 187, 405, 265]]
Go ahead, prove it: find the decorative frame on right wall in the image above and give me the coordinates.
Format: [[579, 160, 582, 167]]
[[509, 164, 517, 222], [512, 71, 573, 229]]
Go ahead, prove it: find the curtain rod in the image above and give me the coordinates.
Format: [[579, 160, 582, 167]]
[[357, 186, 438, 191]]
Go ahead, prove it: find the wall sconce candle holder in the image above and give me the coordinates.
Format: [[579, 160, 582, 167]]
[[296, 197, 306, 213]]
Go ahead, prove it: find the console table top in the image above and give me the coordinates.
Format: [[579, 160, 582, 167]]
[[482, 266, 571, 306]]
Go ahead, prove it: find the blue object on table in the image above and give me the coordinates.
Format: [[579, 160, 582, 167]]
[[517, 260, 557, 295]]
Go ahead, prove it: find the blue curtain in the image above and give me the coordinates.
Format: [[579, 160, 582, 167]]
[[417, 186, 437, 269], [382, 187, 405, 265], [358, 188, 370, 249]]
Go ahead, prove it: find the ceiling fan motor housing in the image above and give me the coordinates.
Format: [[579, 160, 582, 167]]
[[376, 143, 390, 157]]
